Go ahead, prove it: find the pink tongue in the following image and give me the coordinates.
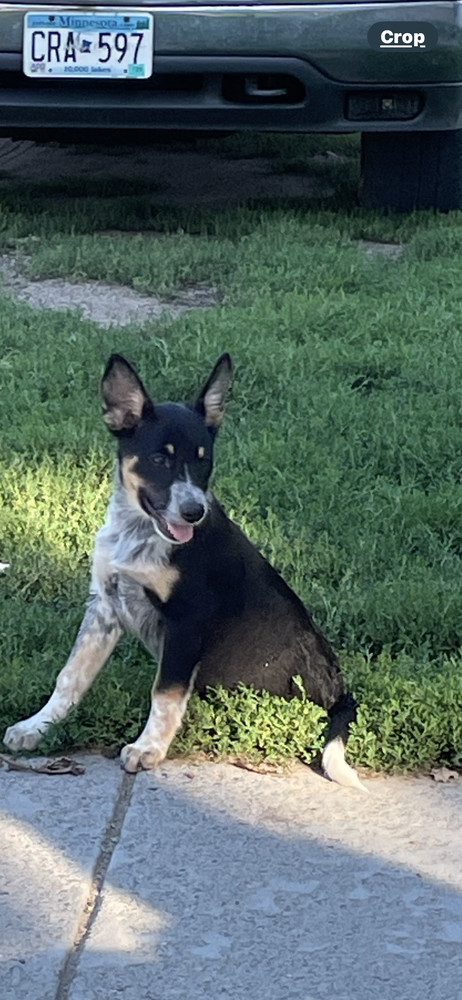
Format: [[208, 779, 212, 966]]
[[167, 521, 194, 543]]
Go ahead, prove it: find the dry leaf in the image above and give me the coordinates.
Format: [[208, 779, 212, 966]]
[[35, 757, 85, 776], [0, 754, 85, 776], [229, 757, 286, 775], [2, 758, 33, 773]]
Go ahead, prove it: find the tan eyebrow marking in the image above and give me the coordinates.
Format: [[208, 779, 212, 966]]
[[165, 443, 175, 455], [197, 446, 205, 459]]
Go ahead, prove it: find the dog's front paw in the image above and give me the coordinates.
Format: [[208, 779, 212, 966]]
[[3, 719, 46, 752], [120, 741, 165, 773]]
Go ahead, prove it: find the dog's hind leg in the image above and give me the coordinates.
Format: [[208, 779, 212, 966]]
[[3, 594, 123, 752]]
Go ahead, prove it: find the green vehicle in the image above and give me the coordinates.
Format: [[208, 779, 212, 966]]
[[1, 1, 461, 209]]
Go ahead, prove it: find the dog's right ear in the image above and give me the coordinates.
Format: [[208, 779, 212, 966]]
[[102, 355, 154, 433]]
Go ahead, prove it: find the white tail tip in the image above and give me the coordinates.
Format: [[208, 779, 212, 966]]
[[322, 737, 368, 792]]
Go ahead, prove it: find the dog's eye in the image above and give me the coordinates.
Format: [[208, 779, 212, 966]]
[[149, 453, 171, 467]]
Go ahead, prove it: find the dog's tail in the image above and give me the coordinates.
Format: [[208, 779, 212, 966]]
[[322, 692, 367, 791]]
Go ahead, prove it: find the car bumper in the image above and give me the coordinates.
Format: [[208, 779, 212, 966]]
[[0, 1, 461, 134]]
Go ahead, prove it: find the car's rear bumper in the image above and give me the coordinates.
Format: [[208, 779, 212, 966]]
[[0, 1, 461, 134], [0, 54, 461, 135]]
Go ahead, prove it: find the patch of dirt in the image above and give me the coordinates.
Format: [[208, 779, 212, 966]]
[[0, 137, 331, 204], [0, 254, 219, 327], [0, 137, 334, 325]]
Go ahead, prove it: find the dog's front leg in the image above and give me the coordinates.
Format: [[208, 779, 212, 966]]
[[120, 622, 201, 773], [4, 594, 123, 752]]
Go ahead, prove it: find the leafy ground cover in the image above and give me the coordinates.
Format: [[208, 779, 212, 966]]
[[1, 134, 462, 773]]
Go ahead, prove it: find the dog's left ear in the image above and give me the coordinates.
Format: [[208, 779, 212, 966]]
[[195, 353, 233, 430]]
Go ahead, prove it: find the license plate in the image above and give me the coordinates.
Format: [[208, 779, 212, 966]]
[[23, 10, 153, 79]]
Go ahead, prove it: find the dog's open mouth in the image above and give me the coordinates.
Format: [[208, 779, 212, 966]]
[[156, 515, 194, 545], [139, 490, 194, 545]]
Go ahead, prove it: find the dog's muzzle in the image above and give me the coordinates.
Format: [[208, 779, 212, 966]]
[[140, 483, 208, 545], [179, 500, 205, 525], [160, 500, 205, 544]]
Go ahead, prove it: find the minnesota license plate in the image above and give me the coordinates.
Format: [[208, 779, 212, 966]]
[[23, 10, 153, 79]]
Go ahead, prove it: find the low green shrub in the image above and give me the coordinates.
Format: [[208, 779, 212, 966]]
[[15, 655, 461, 775]]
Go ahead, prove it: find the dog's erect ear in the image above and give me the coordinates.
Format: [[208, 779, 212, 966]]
[[194, 353, 233, 430], [102, 355, 154, 433]]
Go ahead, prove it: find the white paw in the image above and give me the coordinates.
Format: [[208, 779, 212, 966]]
[[120, 741, 165, 773], [3, 718, 48, 751]]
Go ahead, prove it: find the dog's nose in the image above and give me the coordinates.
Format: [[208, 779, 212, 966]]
[[179, 500, 205, 524]]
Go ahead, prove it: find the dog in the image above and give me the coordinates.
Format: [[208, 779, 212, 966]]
[[4, 353, 363, 788]]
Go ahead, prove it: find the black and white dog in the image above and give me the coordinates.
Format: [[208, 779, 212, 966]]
[[4, 353, 363, 788]]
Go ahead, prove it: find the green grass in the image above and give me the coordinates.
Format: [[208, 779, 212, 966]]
[[1, 133, 462, 773]]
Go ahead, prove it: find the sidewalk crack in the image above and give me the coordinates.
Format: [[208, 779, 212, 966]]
[[55, 769, 136, 1000]]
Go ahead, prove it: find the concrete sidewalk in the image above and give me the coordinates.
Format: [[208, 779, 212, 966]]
[[1, 755, 462, 1000]]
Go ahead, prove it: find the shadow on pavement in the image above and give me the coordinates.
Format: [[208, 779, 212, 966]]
[[1, 756, 462, 999]]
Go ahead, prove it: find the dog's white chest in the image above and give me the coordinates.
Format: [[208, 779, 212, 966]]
[[91, 500, 177, 605]]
